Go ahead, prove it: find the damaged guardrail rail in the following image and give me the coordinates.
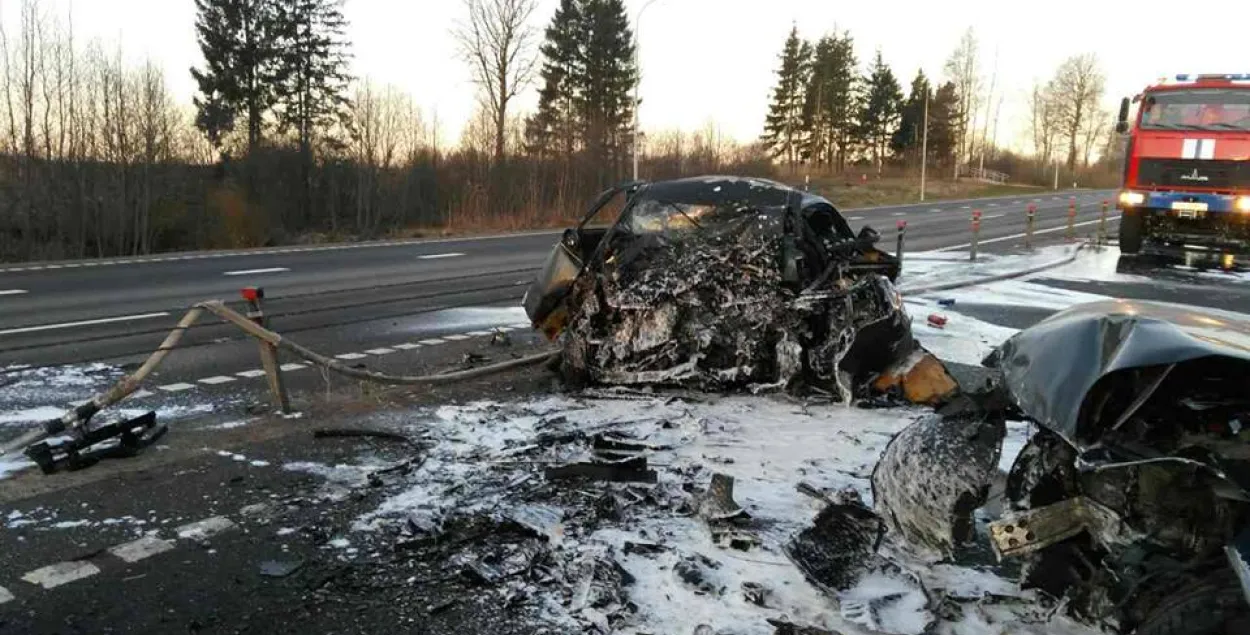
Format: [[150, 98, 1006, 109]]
[[0, 298, 556, 471]]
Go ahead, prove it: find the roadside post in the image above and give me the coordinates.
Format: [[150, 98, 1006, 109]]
[[242, 287, 291, 414], [896, 220, 907, 271], [1026, 203, 1036, 250], [1099, 200, 1109, 245], [1067, 197, 1077, 242], [970, 210, 982, 262]]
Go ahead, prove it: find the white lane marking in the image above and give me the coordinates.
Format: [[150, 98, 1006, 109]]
[[1032, 198, 1041, 202], [935, 215, 1121, 252], [223, 267, 290, 276], [417, 252, 465, 260], [444, 334, 470, 341], [988, 203, 998, 207], [848, 216, 864, 220], [158, 382, 197, 393], [495, 327, 515, 333], [335, 352, 368, 360], [0, 289, 28, 296], [84, 262, 99, 267], [21, 561, 101, 589], [280, 363, 307, 371], [236, 369, 267, 378], [393, 343, 421, 351], [891, 212, 906, 217], [199, 376, 237, 385], [29, 266, 43, 271], [985, 213, 1005, 219], [129, 389, 155, 399], [176, 516, 236, 541], [109, 535, 176, 563], [418, 338, 446, 345], [961, 205, 971, 209], [466, 331, 493, 337], [509, 323, 530, 329], [364, 348, 395, 356], [0, 312, 170, 336], [45, 264, 63, 269], [929, 208, 942, 213], [64, 263, 81, 268], [0, 584, 13, 604]]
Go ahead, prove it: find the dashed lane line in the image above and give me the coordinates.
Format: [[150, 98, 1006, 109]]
[[0, 584, 12, 604], [364, 348, 396, 356], [0, 311, 170, 337], [393, 343, 421, 351], [0, 289, 27, 296], [199, 376, 237, 385], [443, 334, 470, 341], [466, 331, 493, 337], [985, 213, 1005, 219], [417, 252, 466, 260], [158, 383, 197, 393], [335, 352, 368, 360], [848, 216, 864, 220], [223, 267, 290, 277], [176, 516, 236, 541], [236, 369, 268, 378], [418, 338, 446, 345], [21, 561, 100, 589], [279, 363, 307, 371], [109, 536, 176, 563], [129, 389, 155, 399], [935, 215, 1121, 252]]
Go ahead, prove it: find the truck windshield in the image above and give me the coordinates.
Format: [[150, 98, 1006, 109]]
[[1140, 88, 1250, 131]]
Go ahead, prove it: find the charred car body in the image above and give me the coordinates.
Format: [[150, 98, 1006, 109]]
[[523, 176, 955, 402], [874, 299, 1250, 634]]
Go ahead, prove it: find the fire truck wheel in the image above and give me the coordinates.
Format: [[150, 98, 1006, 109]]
[[1119, 210, 1144, 254], [1133, 569, 1250, 635]]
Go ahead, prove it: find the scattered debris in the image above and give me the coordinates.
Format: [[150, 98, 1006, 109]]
[[311, 427, 413, 444], [258, 559, 304, 578], [25, 411, 165, 474], [545, 455, 657, 483], [926, 314, 947, 328]]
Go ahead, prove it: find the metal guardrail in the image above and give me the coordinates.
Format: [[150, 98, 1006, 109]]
[[963, 166, 1009, 184]]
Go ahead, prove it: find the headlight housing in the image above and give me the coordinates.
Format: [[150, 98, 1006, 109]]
[[1119, 191, 1145, 207], [1236, 196, 1250, 213]]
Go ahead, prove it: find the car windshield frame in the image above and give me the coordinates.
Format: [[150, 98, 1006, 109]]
[[1139, 87, 1250, 132]]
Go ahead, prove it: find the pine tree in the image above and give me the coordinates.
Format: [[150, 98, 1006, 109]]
[[801, 30, 857, 170], [578, 0, 636, 172], [525, 0, 585, 158], [191, 0, 288, 152], [857, 50, 903, 172], [275, 0, 352, 157], [761, 26, 810, 169], [891, 69, 929, 166], [928, 81, 960, 167]]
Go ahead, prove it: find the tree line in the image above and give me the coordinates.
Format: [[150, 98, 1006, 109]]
[[761, 25, 1115, 184], [0, 1, 1118, 263]]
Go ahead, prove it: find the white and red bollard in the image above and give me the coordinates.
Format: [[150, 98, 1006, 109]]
[[970, 210, 982, 261], [1026, 203, 1037, 250]]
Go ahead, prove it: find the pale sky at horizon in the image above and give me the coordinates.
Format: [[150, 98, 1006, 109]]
[[3, 0, 1247, 153]]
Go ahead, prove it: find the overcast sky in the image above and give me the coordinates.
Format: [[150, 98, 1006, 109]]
[[5, 0, 1247, 151]]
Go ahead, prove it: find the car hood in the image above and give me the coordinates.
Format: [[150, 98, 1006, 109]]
[[983, 299, 1250, 447]]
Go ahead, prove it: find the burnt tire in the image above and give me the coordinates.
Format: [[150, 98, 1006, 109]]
[[1119, 210, 1144, 255], [1132, 570, 1250, 635]]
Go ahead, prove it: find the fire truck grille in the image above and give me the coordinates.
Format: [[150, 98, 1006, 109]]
[[1137, 159, 1250, 190]]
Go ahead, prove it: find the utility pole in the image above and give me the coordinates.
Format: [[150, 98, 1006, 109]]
[[632, 0, 660, 181], [920, 86, 929, 201], [1053, 156, 1060, 190]]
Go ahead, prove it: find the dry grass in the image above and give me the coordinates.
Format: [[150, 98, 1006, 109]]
[[805, 175, 1047, 210]]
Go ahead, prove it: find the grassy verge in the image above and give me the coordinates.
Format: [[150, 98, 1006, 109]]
[[806, 176, 1048, 209]]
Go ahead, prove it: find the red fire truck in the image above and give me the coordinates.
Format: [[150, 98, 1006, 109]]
[[1115, 74, 1250, 264]]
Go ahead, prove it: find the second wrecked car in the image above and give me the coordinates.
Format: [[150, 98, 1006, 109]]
[[873, 299, 1250, 635], [522, 175, 955, 403]]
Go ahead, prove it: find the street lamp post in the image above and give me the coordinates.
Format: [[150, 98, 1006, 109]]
[[632, 0, 659, 181], [920, 87, 929, 202]]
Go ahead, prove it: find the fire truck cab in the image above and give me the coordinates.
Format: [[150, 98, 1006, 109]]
[[1115, 74, 1250, 264]]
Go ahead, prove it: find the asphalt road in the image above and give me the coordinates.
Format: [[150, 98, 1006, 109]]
[[0, 188, 1117, 376]]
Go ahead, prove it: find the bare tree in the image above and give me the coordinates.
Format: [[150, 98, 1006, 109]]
[[1029, 80, 1062, 174], [453, 0, 538, 163], [1050, 53, 1105, 172], [943, 27, 981, 174]]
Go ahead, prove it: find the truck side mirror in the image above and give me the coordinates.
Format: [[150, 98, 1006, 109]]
[[1115, 97, 1130, 134]]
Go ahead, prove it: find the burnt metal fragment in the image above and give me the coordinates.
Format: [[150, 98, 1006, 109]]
[[870, 390, 1007, 560], [784, 499, 885, 593], [545, 455, 658, 483]]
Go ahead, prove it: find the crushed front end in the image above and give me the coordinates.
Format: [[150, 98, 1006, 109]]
[[524, 176, 954, 403]]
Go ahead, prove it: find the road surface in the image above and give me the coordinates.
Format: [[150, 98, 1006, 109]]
[[0, 189, 1118, 380]]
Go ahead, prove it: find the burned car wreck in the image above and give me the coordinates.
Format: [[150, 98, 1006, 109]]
[[523, 176, 955, 403], [871, 299, 1250, 635]]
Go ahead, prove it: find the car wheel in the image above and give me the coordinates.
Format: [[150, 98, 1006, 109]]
[[1119, 210, 1144, 254]]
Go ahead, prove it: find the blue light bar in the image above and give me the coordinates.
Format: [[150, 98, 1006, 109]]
[[1176, 74, 1191, 81]]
